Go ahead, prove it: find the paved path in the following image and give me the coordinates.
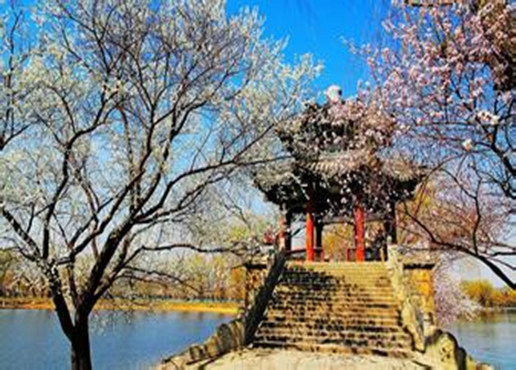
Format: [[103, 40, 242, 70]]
[[198, 349, 431, 370]]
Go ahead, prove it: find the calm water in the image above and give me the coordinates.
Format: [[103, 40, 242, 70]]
[[0, 309, 232, 370], [447, 311, 516, 370], [1, 310, 515, 369]]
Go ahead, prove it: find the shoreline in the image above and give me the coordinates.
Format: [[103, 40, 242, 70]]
[[476, 306, 516, 314], [0, 297, 240, 315]]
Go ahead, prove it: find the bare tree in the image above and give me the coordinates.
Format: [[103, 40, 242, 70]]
[[0, 1, 317, 368]]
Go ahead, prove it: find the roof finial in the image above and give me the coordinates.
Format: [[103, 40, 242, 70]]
[[325, 85, 342, 104]]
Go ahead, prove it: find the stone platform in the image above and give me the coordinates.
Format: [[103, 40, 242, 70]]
[[193, 349, 433, 369]]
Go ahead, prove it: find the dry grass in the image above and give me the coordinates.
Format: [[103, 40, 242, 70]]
[[0, 297, 240, 315]]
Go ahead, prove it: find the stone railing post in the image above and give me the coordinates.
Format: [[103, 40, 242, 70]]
[[386, 245, 425, 352], [403, 261, 437, 337], [242, 250, 286, 343]]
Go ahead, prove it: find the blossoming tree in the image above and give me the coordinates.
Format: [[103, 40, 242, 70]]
[[367, 0, 516, 287], [0, 1, 318, 368], [0, 2, 38, 151]]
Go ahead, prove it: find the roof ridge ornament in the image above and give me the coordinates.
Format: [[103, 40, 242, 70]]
[[325, 85, 342, 104]]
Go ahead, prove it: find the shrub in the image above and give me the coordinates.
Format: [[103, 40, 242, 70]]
[[461, 280, 496, 307]]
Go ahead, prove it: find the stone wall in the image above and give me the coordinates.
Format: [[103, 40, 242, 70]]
[[386, 245, 426, 351], [404, 262, 437, 336], [160, 251, 286, 369], [159, 320, 245, 369], [243, 259, 269, 311], [421, 329, 492, 370], [243, 251, 286, 342], [388, 245, 492, 370]]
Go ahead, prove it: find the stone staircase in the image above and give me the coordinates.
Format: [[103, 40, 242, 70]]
[[252, 262, 414, 357]]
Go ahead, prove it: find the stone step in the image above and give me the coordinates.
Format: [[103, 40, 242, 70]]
[[269, 300, 399, 312], [284, 269, 388, 275], [273, 294, 396, 302], [295, 271, 390, 276], [284, 270, 389, 276], [259, 320, 404, 332], [279, 276, 392, 283], [253, 336, 411, 351], [259, 322, 406, 335], [262, 315, 401, 326], [277, 283, 392, 290], [272, 291, 395, 300], [264, 309, 401, 321], [278, 284, 391, 291], [273, 289, 396, 296], [282, 270, 389, 277], [271, 295, 397, 303], [281, 278, 389, 284], [254, 329, 412, 344], [249, 262, 411, 358], [270, 295, 399, 304], [252, 335, 412, 352], [269, 296, 400, 310], [290, 272, 390, 278], [273, 290, 396, 297], [275, 283, 393, 292], [284, 271, 389, 278], [252, 340, 411, 357]]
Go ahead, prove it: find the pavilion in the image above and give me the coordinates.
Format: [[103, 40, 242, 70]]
[[253, 86, 422, 262]]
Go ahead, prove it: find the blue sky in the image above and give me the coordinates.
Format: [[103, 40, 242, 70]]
[[227, 0, 389, 98]]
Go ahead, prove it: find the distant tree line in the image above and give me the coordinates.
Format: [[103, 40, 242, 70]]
[[0, 249, 245, 301], [462, 280, 516, 308]]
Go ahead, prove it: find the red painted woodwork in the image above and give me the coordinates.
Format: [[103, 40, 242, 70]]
[[306, 208, 315, 262], [346, 246, 352, 262], [354, 199, 365, 262]]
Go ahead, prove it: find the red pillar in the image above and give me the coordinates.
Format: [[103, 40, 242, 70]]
[[306, 202, 314, 262], [346, 244, 352, 262], [354, 198, 365, 262]]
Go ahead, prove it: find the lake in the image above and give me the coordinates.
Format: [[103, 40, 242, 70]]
[[1, 309, 515, 369], [0, 309, 232, 370], [447, 311, 516, 370]]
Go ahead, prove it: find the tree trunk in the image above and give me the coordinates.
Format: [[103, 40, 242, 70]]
[[70, 318, 92, 370]]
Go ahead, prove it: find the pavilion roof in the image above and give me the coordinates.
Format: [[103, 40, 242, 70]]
[[306, 149, 374, 178], [253, 89, 425, 217]]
